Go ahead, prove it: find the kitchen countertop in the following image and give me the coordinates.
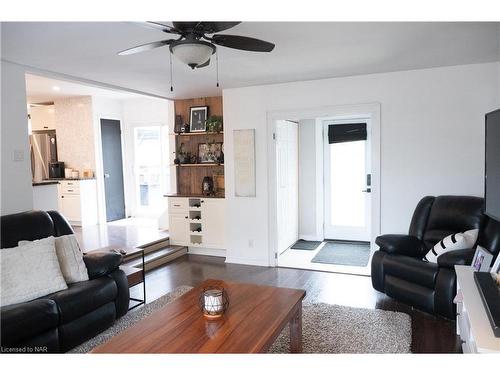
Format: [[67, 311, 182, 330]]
[[46, 177, 96, 181], [32, 177, 96, 186], [32, 181, 60, 186], [164, 193, 225, 199]]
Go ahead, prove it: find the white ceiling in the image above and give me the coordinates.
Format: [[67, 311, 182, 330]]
[[25, 73, 140, 104], [2, 22, 500, 99]]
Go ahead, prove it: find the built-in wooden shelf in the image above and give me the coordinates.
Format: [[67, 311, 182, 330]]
[[174, 96, 224, 196], [173, 163, 224, 167], [171, 132, 224, 137]]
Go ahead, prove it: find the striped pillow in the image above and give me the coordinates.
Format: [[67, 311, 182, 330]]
[[424, 229, 479, 263]]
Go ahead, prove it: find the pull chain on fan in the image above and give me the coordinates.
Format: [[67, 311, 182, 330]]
[[216, 51, 219, 88], [169, 52, 174, 92]]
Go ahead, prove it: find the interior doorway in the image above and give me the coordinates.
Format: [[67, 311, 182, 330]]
[[133, 125, 168, 218], [100, 118, 126, 222], [270, 104, 381, 275]]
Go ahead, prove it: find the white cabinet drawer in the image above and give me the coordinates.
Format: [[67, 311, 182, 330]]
[[60, 181, 80, 194], [169, 198, 188, 212]]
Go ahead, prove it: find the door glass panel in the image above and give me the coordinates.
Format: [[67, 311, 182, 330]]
[[134, 126, 163, 216], [329, 140, 366, 227]]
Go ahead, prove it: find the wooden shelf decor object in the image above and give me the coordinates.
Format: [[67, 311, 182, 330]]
[[174, 96, 225, 197]]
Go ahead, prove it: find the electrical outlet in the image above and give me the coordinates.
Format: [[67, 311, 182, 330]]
[[13, 150, 24, 161], [248, 239, 254, 248]]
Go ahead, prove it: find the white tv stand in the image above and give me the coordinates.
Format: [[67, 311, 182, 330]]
[[455, 265, 500, 353]]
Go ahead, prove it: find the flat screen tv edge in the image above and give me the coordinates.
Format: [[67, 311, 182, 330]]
[[485, 108, 500, 222]]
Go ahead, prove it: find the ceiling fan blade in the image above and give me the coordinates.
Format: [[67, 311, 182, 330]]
[[172, 22, 200, 33], [196, 58, 211, 69], [131, 22, 180, 34], [197, 22, 241, 34], [118, 40, 173, 56], [172, 21, 240, 34], [211, 34, 275, 52]]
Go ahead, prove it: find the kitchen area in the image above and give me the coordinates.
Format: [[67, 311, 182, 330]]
[[26, 73, 173, 233], [29, 101, 98, 227]]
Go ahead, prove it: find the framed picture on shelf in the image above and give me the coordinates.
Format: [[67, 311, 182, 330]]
[[198, 142, 223, 163], [471, 246, 494, 272], [190, 106, 208, 132]]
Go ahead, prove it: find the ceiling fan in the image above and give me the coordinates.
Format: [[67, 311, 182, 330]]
[[119, 21, 275, 70]]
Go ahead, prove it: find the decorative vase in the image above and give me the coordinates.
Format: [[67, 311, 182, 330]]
[[202, 176, 214, 196]]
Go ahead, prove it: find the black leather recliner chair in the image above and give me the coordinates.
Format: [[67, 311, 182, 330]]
[[371, 195, 500, 320], [0, 210, 130, 353]]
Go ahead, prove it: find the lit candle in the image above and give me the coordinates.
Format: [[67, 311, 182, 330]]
[[204, 289, 223, 314]]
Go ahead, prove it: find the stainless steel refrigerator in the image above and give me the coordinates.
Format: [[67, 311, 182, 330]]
[[30, 130, 58, 182]]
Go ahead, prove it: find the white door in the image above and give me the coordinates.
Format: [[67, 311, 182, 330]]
[[201, 199, 225, 248], [323, 120, 371, 241], [276, 120, 299, 254], [133, 125, 169, 218]]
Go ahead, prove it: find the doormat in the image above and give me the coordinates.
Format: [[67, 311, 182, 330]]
[[290, 239, 322, 251], [311, 241, 370, 266]]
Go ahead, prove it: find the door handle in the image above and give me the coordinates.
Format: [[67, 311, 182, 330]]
[[362, 188, 371, 193], [104, 173, 110, 179]]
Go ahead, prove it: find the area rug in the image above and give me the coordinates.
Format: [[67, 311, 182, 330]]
[[290, 240, 322, 251], [268, 303, 411, 353], [70, 285, 411, 354], [311, 241, 371, 267]]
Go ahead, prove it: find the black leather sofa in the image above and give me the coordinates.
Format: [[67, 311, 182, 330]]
[[372, 195, 500, 320], [0, 210, 129, 353]]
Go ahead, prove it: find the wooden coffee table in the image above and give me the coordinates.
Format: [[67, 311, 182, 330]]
[[92, 279, 306, 353]]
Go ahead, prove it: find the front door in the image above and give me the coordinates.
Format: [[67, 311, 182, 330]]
[[100, 119, 126, 222], [323, 120, 371, 241]]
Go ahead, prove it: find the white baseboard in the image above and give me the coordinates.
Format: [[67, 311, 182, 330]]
[[299, 234, 323, 242], [225, 257, 270, 267], [187, 247, 226, 258]]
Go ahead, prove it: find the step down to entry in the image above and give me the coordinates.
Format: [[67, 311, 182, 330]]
[[123, 245, 187, 272]]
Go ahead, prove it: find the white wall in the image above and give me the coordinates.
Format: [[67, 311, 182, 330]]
[[1, 61, 33, 215], [223, 62, 500, 266]]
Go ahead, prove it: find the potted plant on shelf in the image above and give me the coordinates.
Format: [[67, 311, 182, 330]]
[[205, 116, 223, 133]]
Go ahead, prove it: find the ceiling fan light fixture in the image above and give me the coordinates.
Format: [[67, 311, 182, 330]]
[[170, 40, 215, 69]]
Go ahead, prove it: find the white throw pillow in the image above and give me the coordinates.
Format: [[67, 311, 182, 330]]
[[20, 234, 89, 284], [424, 229, 479, 263], [1, 236, 68, 307]]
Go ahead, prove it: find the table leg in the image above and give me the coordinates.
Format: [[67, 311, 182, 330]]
[[289, 303, 302, 353]]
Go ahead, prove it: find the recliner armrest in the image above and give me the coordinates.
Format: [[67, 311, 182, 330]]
[[83, 251, 123, 279], [375, 234, 427, 258], [437, 248, 476, 269]]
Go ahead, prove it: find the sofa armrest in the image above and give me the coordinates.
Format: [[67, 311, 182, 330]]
[[437, 248, 476, 269], [83, 251, 122, 280], [375, 234, 427, 258]]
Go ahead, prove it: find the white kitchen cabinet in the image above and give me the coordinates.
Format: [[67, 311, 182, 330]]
[[33, 183, 59, 211], [58, 179, 98, 227], [30, 105, 55, 131], [169, 213, 189, 245], [167, 197, 225, 250]]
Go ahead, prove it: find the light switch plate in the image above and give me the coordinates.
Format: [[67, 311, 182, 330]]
[[13, 150, 24, 161]]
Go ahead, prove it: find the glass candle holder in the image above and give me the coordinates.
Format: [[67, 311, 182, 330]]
[[199, 287, 229, 319]]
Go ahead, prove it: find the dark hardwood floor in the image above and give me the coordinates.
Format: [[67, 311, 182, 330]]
[[130, 253, 461, 354]]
